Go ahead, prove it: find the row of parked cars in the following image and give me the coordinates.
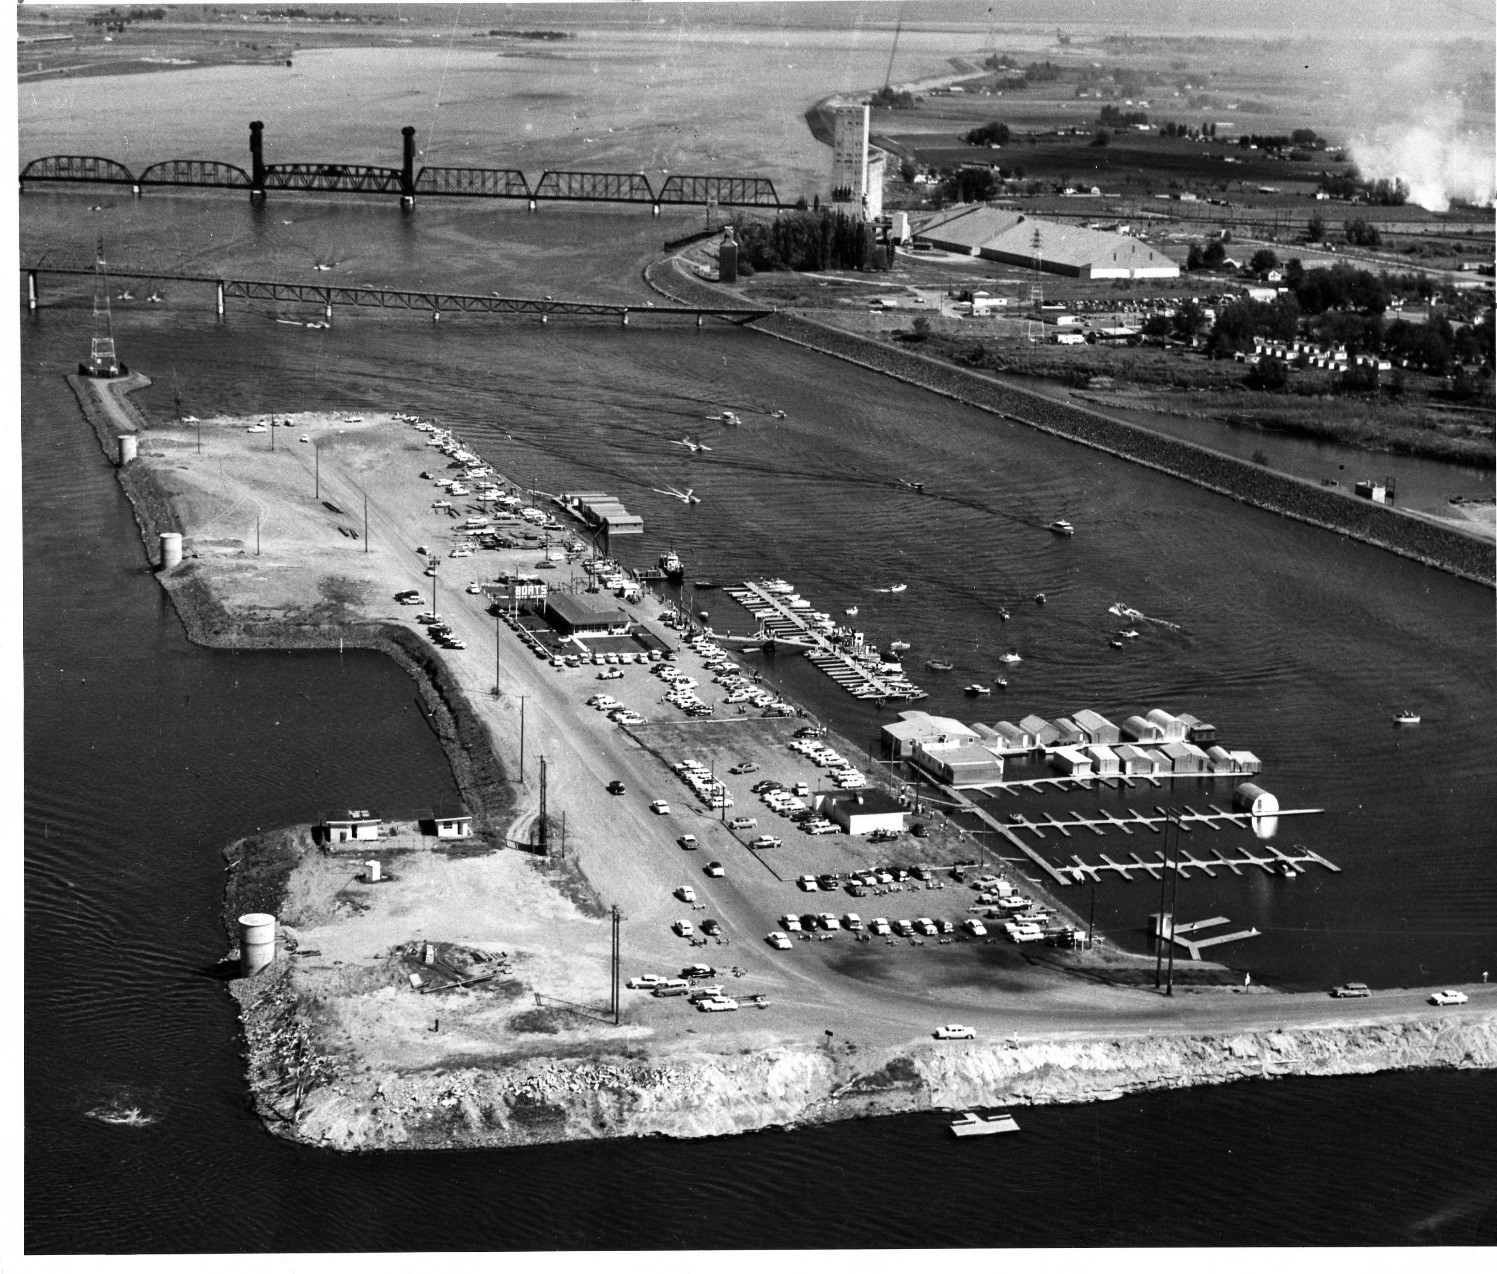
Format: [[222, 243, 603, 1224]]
[[775, 910, 992, 938], [787, 737, 867, 789], [584, 693, 645, 727]]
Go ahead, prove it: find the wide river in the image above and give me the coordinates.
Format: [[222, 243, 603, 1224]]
[[22, 27, 1497, 1252]]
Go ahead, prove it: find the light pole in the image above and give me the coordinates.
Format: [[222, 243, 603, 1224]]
[[430, 555, 438, 615], [518, 694, 529, 785]]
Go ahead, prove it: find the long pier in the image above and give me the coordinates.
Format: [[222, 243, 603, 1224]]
[[1001, 803, 1326, 838], [20, 266, 771, 327]]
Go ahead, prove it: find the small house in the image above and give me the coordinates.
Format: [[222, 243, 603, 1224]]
[[434, 812, 473, 839], [325, 809, 381, 843]]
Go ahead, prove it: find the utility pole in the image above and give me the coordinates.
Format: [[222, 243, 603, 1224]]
[[492, 607, 501, 697], [611, 905, 623, 1025], [1154, 809, 1171, 988], [518, 695, 529, 785], [363, 490, 368, 553], [255, 513, 260, 557], [1165, 813, 1181, 996], [315, 445, 319, 498], [537, 756, 548, 853], [430, 556, 438, 615]]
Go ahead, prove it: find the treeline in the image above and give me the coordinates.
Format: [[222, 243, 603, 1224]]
[[963, 121, 1010, 146], [1319, 168, 1410, 205], [1099, 105, 1148, 127], [87, 6, 166, 26], [982, 56, 1061, 84], [730, 211, 892, 274], [871, 86, 917, 109]]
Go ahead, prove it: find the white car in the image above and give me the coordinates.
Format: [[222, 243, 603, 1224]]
[[728, 816, 757, 830], [796, 875, 819, 891], [842, 914, 863, 931], [933, 1024, 976, 1040], [750, 835, 782, 850], [703, 861, 725, 878], [697, 997, 739, 1012], [963, 918, 988, 937], [597, 668, 624, 680], [765, 932, 793, 950], [803, 820, 839, 836], [1429, 990, 1469, 1006], [913, 917, 938, 936], [650, 800, 671, 815], [626, 974, 665, 990], [246, 424, 268, 433], [779, 914, 803, 932], [869, 918, 892, 935], [675, 885, 696, 903], [672, 920, 694, 937]]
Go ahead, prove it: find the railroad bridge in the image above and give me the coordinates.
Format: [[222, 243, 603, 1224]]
[[20, 121, 785, 212]]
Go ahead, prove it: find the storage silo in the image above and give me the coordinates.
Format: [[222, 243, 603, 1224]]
[[1233, 783, 1279, 816], [718, 228, 738, 284], [159, 532, 183, 570], [238, 912, 276, 976]]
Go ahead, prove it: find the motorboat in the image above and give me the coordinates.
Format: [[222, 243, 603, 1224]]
[[1120, 629, 1140, 639], [694, 579, 716, 589], [1035, 593, 1046, 604], [998, 608, 1011, 622], [950, 1111, 1019, 1138], [846, 607, 859, 617], [889, 640, 910, 652], [1393, 711, 1421, 725], [965, 684, 991, 697], [659, 550, 685, 581], [771, 410, 787, 419], [1110, 639, 1125, 649], [998, 651, 1022, 665], [1049, 519, 1075, 536], [889, 583, 908, 593], [992, 676, 1007, 689], [924, 660, 954, 672]]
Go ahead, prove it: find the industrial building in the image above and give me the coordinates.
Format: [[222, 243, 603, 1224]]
[[544, 592, 633, 637], [914, 206, 1180, 279], [817, 788, 909, 835]]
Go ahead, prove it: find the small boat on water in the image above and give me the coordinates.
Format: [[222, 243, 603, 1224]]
[[1394, 711, 1421, 725], [889, 640, 910, 653], [1049, 519, 1075, 536], [992, 676, 1008, 689], [694, 579, 716, 589], [1035, 593, 1047, 604], [1110, 639, 1125, 649], [1119, 629, 1140, 639], [660, 550, 685, 581], [998, 651, 1022, 665], [965, 684, 991, 697], [889, 583, 908, 594], [771, 409, 787, 419], [925, 660, 954, 672], [998, 608, 1011, 622], [950, 1110, 1019, 1138], [846, 607, 859, 617]]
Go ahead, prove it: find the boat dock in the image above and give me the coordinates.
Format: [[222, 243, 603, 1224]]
[[1150, 913, 1262, 960], [970, 770, 1259, 793], [724, 580, 928, 702], [941, 786, 1337, 888]]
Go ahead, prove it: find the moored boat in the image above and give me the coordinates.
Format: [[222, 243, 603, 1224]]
[[965, 684, 991, 697], [659, 550, 685, 581], [999, 651, 1022, 665], [1049, 519, 1075, 536], [924, 659, 954, 672], [1394, 710, 1420, 725]]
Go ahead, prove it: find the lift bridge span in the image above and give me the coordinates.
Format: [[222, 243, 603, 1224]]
[[21, 265, 771, 328], [19, 123, 785, 211]]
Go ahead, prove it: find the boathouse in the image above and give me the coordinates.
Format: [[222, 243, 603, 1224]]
[[1050, 746, 1095, 777], [1114, 744, 1158, 775], [1051, 716, 1086, 747], [1072, 709, 1121, 746], [881, 711, 979, 760], [1121, 714, 1164, 743], [1174, 712, 1218, 743], [1158, 741, 1200, 773], [1146, 709, 1187, 741], [1085, 744, 1121, 775], [1018, 714, 1061, 748], [991, 720, 1037, 752], [912, 740, 1004, 787], [324, 810, 381, 843]]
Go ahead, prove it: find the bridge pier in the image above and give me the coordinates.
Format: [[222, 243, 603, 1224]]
[[696, 313, 703, 329], [540, 313, 548, 325], [28, 271, 38, 312], [528, 199, 536, 214], [325, 300, 332, 322], [652, 204, 660, 217], [132, 184, 142, 199], [620, 309, 629, 328], [216, 280, 225, 318]]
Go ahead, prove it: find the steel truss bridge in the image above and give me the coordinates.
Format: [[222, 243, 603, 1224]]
[[21, 157, 783, 210], [20, 265, 772, 326]]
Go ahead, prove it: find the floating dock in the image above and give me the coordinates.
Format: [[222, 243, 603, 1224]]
[[724, 580, 928, 702], [1150, 913, 1261, 960]]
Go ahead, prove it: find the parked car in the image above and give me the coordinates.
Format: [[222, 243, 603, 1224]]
[[678, 834, 699, 851], [750, 835, 783, 850], [672, 920, 694, 937], [681, 964, 715, 980], [700, 919, 722, 937], [728, 816, 757, 830], [910, 823, 929, 838], [779, 914, 803, 932], [697, 997, 739, 1012], [626, 974, 665, 989], [963, 919, 988, 937], [869, 918, 892, 935], [1430, 990, 1469, 1005], [842, 913, 864, 931], [674, 885, 696, 903], [649, 800, 671, 815], [765, 931, 793, 950], [606, 780, 626, 795], [933, 1024, 976, 1040], [894, 919, 915, 937], [913, 918, 937, 935], [796, 875, 819, 891], [703, 861, 725, 877], [727, 763, 759, 774], [1331, 983, 1370, 998]]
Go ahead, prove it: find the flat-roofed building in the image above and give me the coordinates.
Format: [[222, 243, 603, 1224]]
[[820, 788, 909, 835], [1051, 746, 1095, 777], [544, 592, 633, 637], [324, 809, 381, 843], [913, 741, 1004, 787]]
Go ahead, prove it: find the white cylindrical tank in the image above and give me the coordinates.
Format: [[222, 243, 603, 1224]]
[[118, 435, 138, 465], [159, 532, 182, 570], [238, 912, 276, 976], [1234, 782, 1279, 816], [364, 859, 381, 883]]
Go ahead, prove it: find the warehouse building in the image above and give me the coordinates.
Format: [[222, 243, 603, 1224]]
[[914, 206, 1179, 279]]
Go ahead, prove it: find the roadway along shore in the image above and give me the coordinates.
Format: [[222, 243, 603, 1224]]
[[73, 371, 1497, 1152]]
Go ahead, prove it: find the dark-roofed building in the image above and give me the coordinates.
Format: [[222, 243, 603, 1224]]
[[544, 592, 632, 636], [818, 788, 909, 835]]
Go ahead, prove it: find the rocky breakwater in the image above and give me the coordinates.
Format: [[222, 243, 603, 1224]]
[[234, 976, 1497, 1151], [644, 259, 1494, 587]]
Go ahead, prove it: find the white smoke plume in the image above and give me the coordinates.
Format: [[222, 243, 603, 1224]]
[[1351, 120, 1495, 211]]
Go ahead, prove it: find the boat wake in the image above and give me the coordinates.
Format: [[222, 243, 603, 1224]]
[[86, 1099, 156, 1128], [1108, 601, 1182, 632]]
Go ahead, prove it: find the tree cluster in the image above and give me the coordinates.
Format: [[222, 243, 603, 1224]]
[[939, 167, 997, 203], [1344, 218, 1382, 248], [1099, 105, 1148, 127], [963, 121, 1011, 147], [1208, 295, 1302, 354], [729, 212, 892, 274], [871, 86, 917, 110]]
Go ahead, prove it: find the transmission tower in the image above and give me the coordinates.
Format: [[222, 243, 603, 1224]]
[[86, 237, 121, 377]]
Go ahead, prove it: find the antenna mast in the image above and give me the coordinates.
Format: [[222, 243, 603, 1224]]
[[884, 10, 902, 88], [85, 237, 122, 377]]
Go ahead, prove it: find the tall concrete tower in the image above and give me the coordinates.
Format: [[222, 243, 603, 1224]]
[[828, 103, 883, 221]]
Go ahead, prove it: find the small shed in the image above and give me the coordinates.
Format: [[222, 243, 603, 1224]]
[[325, 809, 381, 843], [1234, 783, 1279, 816], [1115, 744, 1157, 775], [1085, 744, 1120, 775], [1229, 749, 1262, 774], [1174, 712, 1218, 743], [434, 812, 473, 839], [822, 789, 909, 835]]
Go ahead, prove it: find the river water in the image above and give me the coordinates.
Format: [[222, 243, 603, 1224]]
[[21, 27, 1497, 1254]]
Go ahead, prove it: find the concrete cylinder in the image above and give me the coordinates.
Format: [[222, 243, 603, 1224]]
[[118, 435, 138, 465], [238, 912, 276, 976], [620, 309, 630, 328], [1234, 782, 1279, 816], [365, 859, 381, 883], [159, 532, 183, 571]]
